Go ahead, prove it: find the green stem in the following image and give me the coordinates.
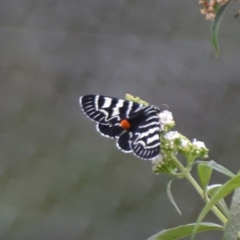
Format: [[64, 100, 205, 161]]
[[172, 156, 227, 225]]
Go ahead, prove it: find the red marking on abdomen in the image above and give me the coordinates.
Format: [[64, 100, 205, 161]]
[[120, 119, 131, 130]]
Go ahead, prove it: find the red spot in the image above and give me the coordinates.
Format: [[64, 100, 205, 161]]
[[120, 119, 131, 130]]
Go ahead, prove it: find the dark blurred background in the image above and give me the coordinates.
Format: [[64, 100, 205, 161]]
[[1, 0, 240, 239]]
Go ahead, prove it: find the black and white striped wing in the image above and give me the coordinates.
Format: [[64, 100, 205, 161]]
[[131, 111, 161, 160], [80, 95, 161, 160], [80, 95, 143, 138]]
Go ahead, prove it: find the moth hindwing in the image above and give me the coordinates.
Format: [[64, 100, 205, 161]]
[[80, 95, 162, 160]]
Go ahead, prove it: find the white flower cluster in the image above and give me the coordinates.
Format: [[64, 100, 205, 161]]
[[192, 139, 206, 149], [164, 132, 206, 150], [161, 131, 208, 162], [158, 110, 175, 130]]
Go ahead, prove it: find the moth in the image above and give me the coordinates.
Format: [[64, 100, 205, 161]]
[[79, 95, 164, 160]]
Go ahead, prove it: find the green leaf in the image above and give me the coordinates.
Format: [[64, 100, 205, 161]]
[[198, 164, 212, 191], [208, 160, 235, 177], [167, 179, 182, 215], [191, 174, 240, 240], [207, 184, 229, 218], [147, 222, 223, 240], [211, 1, 232, 56], [196, 160, 235, 178], [223, 188, 240, 240]]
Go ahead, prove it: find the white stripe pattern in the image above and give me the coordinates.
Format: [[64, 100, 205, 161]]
[[80, 95, 163, 160], [102, 97, 112, 108], [112, 99, 124, 116]]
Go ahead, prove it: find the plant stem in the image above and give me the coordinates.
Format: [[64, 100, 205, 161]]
[[172, 155, 227, 225]]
